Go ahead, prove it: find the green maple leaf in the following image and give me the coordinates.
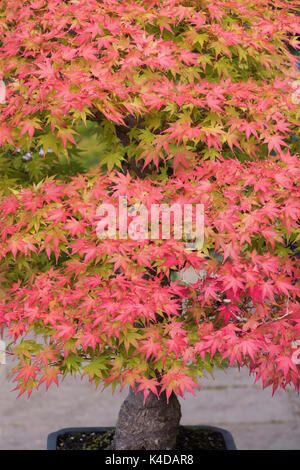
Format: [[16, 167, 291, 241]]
[[63, 352, 82, 374], [39, 132, 62, 155], [84, 357, 108, 379], [99, 150, 125, 171]]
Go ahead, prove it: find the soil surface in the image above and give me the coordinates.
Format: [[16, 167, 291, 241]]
[[56, 426, 226, 450]]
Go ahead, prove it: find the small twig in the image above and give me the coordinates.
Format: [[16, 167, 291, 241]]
[[227, 297, 292, 326], [260, 311, 291, 326], [227, 308, 247, 323]]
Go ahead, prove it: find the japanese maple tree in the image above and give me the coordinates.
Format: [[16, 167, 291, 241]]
[[0, 0, 299, 450]]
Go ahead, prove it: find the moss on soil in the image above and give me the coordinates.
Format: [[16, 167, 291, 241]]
[[56, 426, 226, 450]]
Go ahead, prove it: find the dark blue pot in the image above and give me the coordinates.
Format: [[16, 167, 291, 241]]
[[47, 425, 237, 450]]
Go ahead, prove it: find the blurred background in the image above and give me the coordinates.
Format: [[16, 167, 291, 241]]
[[0, 346, 299, 450]]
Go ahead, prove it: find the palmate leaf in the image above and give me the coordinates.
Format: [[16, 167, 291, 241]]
[[70, 121, 107, 168], [98, 149, 126, 171], [70, 120, 126, 171], [83, 356, 109, 380]]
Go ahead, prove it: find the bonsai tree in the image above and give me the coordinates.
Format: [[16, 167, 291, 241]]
[[0, 0, 299, 450]]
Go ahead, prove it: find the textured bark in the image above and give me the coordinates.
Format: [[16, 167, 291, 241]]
[[114, 385, 181, 450]]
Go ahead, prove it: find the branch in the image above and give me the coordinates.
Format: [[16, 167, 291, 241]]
[[227, 297, 292, 326]]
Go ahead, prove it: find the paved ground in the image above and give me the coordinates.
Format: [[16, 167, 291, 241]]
[[0, 349, 299, 450]]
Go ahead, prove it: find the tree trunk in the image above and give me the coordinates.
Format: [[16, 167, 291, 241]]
[[113, 384, 181, 450]]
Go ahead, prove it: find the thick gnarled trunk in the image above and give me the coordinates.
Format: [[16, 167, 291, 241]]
[[114, 385, 181, 450]]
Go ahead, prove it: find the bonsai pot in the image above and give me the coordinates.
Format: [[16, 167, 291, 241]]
[[47, 425, 237, 450]]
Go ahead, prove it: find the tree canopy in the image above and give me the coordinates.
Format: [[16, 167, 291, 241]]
[[0, 0, 299, 400]]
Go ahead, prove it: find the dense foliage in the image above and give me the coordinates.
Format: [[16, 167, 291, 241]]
[[0, 0, 299, 400]]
